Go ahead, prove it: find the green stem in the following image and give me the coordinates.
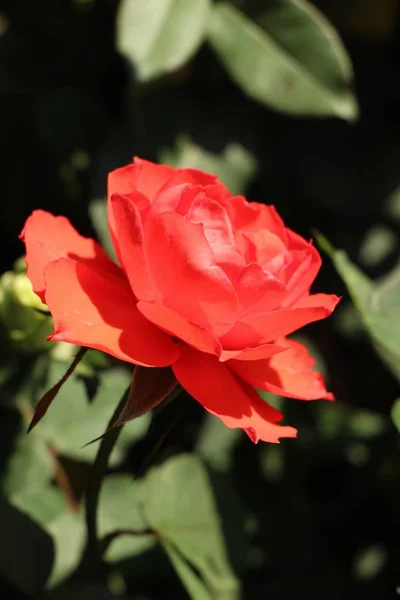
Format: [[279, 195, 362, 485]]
[[84, 383, 130, 576]]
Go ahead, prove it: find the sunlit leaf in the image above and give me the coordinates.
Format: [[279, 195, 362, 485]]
[[138, 454, 240, 600], [37, 365, 150, 464], [208, 1, 358, 120], [117, 0, 211, 81], [317, 233, 400, 382], [98, 475, 155, 563], [9, 485, 85, 588]]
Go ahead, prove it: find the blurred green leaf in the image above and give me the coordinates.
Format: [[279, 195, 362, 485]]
[[161, 136, 257, 195], [317, 234, 400, 382], [10, 485, 85, 587], [0, 498, 54, 595], [2, 429, 53, 499], [391, 398, 400, 433], [196, 414, 241, 472], [208, 1, 358, 120], [138, 454, 240, 600], [117, 0, 211, 81], [359, 225, 397, 267], [98, 475, 155, 563], [37, 364, 150, 465]]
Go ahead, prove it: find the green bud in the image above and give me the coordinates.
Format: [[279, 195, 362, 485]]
[[0, 262, 53, 353]]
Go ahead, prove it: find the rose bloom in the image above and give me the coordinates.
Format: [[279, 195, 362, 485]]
[[21, 158, 339, 443]]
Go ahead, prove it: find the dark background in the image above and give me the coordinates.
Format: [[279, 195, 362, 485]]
[[0, 0, 399, 598]]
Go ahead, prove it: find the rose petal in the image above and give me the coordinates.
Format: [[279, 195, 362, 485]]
[[137, 301, 222, 357], [172, 345, 297, 443], [20, 210, 122, 302], [220, 293, 340, 348], [220, 342, 287, 362], [235, 263, 286, 315], [44, 258, 179, 367], [218, 195, 286, 238], [144, 211, 238, 336], [157, 166, 217, 194], [110, 193, 155, 302], [107, 158, 174, 203], [230, 338, 334, 400], [279, 231, 322, 307]]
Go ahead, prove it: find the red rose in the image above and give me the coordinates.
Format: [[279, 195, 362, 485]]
[[21, 158, 339, 443]]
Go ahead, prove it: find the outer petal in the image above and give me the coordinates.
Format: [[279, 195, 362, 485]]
[[44, 258, 180, 367], [220, 293, 340, 348], [144, 211, 239, 336], [220, 342, 287, 362], [20, 210, 122, 301], [137, 301, 222, 357], [110, 193, 155, 302], [279, 231, 322, 307], [229, 338, 334, 400], [172, 345, 297, 443], [107, 158, 175, 203]]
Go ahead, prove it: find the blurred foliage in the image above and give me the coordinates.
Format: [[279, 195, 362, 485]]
[[0, 0, 398, 599]]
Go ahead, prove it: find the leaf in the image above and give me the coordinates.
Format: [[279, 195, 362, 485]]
[[28, 348, 87, 432], [10, 485, 85, 588], [2, 431, 54, 502], [162, 539, 212, 600], [98, 475, 155, 563], [317, 234, 400, 382], [391, 399, 400, 434], [160, 136, 257, 195], [37, 365, 150, 464], [208, 1, 358, 120], [138, 454, 240, 600], [117, 0, 211, 81], [0, 498, 54, 595], [112, 366, 177, 427]]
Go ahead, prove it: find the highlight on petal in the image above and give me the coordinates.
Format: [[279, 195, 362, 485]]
[[20, 210, 122, 301], [234, 263, 286, 316], [144, 211, 238, 336], [110, 193, 155, 302], [44, 258, 180, 367], [172, 345, 297, 443], [137, 301, 222, 357], [229, 338, 334, 400]]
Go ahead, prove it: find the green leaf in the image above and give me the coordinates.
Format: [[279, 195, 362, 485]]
[[0, 498, 54, 595], [37, 365, 150, 464], [160, 136, 257, 195], [98, 475, 155, 563], [10, 485, 85, 587], [138, 454, 240, 600], [2, 430, 54, 502], [208, 1, 358, 120], [162, 539, 212, 600], [117, 0, 211, 81], [317, 234, 400, 382], [391, 399, 400, 434]]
